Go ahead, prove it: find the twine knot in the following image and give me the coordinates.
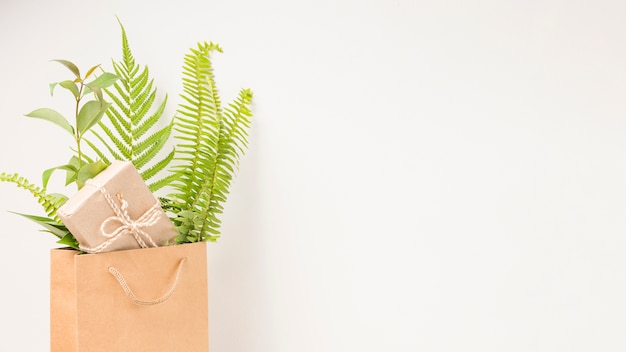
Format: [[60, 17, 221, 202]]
[[79, 180, 162, 253]]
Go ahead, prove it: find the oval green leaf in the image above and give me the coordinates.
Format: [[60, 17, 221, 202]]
[[66, 156, 81, 185], [59, 80, 80, 99], [77, 160, 109, 189], [84, 84, 103, 102], [77, 101, 110, 135], [86, 72, 120, 90], [25, 108, 74, 135], [42, 163, 78, 189], [84, 64, 101, 80], [51, 59, 80, 78]]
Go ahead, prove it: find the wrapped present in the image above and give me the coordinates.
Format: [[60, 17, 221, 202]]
[[57, 161, 178, 253]]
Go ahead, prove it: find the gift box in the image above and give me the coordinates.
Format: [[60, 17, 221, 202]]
[[57, 161, 178, 253], [50, 241, 209, 351]]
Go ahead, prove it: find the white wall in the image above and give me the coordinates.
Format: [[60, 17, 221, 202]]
[[1, 0, 626, 350]]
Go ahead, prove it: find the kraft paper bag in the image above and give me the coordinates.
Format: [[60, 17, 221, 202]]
[[50, 242, 208, 352]]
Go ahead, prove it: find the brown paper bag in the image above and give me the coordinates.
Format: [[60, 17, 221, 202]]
[[50, 242, 208, 351]]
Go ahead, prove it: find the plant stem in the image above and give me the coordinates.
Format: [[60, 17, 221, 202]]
[[75, 83, 84, 170]]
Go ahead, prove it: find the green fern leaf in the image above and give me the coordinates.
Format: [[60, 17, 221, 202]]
[[133, 96, 167, 138], [133, 122, 172, 156], [83, 138, 111, 164], [142, 148, 175, 180], [88, 20, 174, 189], [147, 171, 179, 193], [0, 172, 66, 222], [133, 127, 171, 169], [169, 42, 252, 241], [89, 129, 127, 160]]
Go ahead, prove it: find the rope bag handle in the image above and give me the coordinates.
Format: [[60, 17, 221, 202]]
[[108, 257, 187, 306]]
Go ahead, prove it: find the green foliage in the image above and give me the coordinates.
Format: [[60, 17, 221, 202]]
[[1, 60, 118, 247], [25, 108, 74, 135], [1, 23, 254, 249], [89, 20, 175, 192], [26, 60, 120, 190], [0, 172, 66, 221], [167, 42, 254, 243], [13, 213, 67, 237], [0, 172, 78, 248], [56, 232, 80, 250], [10, 212, 78, 250]]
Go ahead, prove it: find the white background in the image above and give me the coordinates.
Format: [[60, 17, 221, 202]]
[[1, 0, 626, 351]]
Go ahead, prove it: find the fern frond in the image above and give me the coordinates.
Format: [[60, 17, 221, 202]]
[[169, 42, 252, 241], [0, 172, 66, 222], [142, 148, 175, 181], [133, 122, 172, 156], [147, 169, 179, 193], [134, 95, 167, 138], [83, 137, 111, 164], [133, 126, 171, 169], [221, 88, 253, 158], [91, 21, 174, 190], [90, 128, 127, 160], [100, 104, 131, 148], [172, 42, 222, 202]]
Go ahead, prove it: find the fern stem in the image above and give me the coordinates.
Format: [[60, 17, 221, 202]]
[[185, 54, 207, 209], [200, 159, 221, 241]]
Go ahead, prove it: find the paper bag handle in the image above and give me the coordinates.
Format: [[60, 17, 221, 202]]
[[108, 257, 187, 306]]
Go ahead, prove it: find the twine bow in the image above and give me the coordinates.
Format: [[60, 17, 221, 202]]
[[79, 180, 161, 253]]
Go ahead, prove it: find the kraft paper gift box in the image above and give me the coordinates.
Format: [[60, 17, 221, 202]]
[[50, 241, 209, 351], [57, 160, 178, 253]]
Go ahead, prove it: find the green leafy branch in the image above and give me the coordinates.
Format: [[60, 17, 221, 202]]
[[0, 61, 118, 250], [25, 60, 119, 189]]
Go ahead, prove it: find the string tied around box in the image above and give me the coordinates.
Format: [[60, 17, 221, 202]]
[[79, 179, 161, 253]]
